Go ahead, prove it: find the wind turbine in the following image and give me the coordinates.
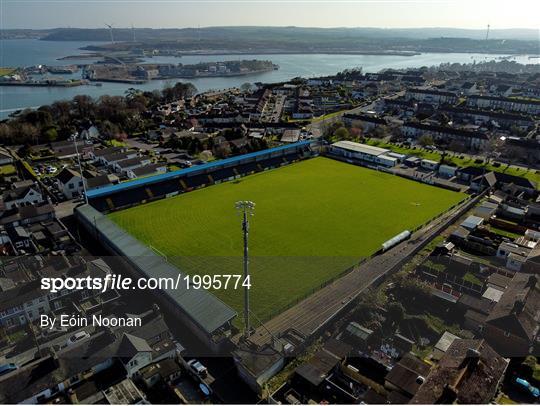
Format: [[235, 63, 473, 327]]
[[105, 23, 115, 44]]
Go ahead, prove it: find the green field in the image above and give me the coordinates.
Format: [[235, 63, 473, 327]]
[[110, 157, 466, 323]]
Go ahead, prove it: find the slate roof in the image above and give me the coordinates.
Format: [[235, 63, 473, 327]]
[[56, 167, 81, 185], [385, 353, 431, 397], [485, 273, 540, 340], [411, 339, 508, 404]]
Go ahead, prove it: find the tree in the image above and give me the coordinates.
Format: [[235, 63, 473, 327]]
[[349, 126, 363, 141], [15, 123, 39, 145], [98, 120, 121, 139], [72, 95, 96, 120], [520, 356, 537, 379], [43, 127, 58, 142], [333, 126, 350, 141], [0, 123, 14, 144], [418, 134, 434, 147], [240, 82, 253, 93], [386, 301, 405, 328], [370, 126, 387, 139]]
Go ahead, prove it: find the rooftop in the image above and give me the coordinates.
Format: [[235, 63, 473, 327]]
[[332, 140, 389, 156]]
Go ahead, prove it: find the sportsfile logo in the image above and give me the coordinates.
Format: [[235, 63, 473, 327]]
[[41, 273, 251, 293]]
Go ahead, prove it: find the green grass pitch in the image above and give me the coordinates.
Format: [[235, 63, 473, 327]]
[[109, 157, 466, 323]]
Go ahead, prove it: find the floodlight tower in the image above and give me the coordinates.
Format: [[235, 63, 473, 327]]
[[72, 132, 88, 204], [235, 200, 255, 338]]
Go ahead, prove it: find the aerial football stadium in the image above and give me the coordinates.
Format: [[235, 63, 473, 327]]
[[76, 140, 466, 351]]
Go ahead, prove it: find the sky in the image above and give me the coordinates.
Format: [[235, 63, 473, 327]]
[[1, 0, 539, 30]]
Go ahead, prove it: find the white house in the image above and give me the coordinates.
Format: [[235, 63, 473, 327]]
[[112, 157, 152, 174], [56, 168, 84, 199], [2, 184, 44, 210], [406, 88, 458, 105], [100, 151, 139, 167]]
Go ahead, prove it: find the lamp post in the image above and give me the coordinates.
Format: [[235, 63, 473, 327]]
[[235, 200, 255, 338], [72, 133, 88, 204]]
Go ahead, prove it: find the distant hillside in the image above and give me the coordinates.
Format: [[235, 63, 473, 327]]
[[2, 26, 539, 54], [37, 26, 540, 42]]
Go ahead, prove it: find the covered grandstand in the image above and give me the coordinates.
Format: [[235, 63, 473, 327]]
[[75, 204, 237, 352], [87, 140, 315, 212]]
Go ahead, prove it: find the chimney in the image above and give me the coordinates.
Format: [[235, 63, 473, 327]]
[[439, 383, 458, 403], [152, 303, 161, 314], [512, 300, 525, 315], [466, 348, 481, 369]]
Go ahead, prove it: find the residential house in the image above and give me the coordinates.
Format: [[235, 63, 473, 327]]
[[0, 204, 55, 228], [139, 358, 182, 389], [384, 353, 431, 401], [401, 122, 489, 150], [466, 95, 540, 115], [126, 163, 166, 179], [0, 259, 118, 329], [460, 82, 478, 95], [1, 184, 43, 210], [88, 146, 126, 162], [99, 151, 139, 167], [439, 106, 534, 131], [0, 305, 179, 404], [50, 140, 94, 160], [86, 174, 120, 190], [342, 113, 387, 132], [410, 339, 508, 404], [6, 226, 33, 253], [406, 88, 458, 105], [483, 273, 539, 357], [112, 157, 152, 174], [281, 129, 301, 143], [56, 168, 84, 199]]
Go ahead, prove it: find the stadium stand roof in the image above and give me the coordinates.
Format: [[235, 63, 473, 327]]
[[332, 140, 389, 156], [75, 204, 237, 336], [87, 141, 313, 199]]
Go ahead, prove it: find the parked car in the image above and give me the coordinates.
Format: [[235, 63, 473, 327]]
[[514, 377, 540, 399], [66, 331, 90, 346], [0, 363, 18, 377], [186, 359, 208, 379]]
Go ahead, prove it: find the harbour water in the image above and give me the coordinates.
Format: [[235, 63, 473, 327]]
[[0, 39, 535, 119]]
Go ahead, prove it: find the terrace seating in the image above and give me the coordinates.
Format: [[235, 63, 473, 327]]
[[89, 144, 312, 213]]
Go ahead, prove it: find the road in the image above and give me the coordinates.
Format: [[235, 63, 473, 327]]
[[306, 91, 406, 137], [307, 100, 375, 136], [244, 192, 482, 348]]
